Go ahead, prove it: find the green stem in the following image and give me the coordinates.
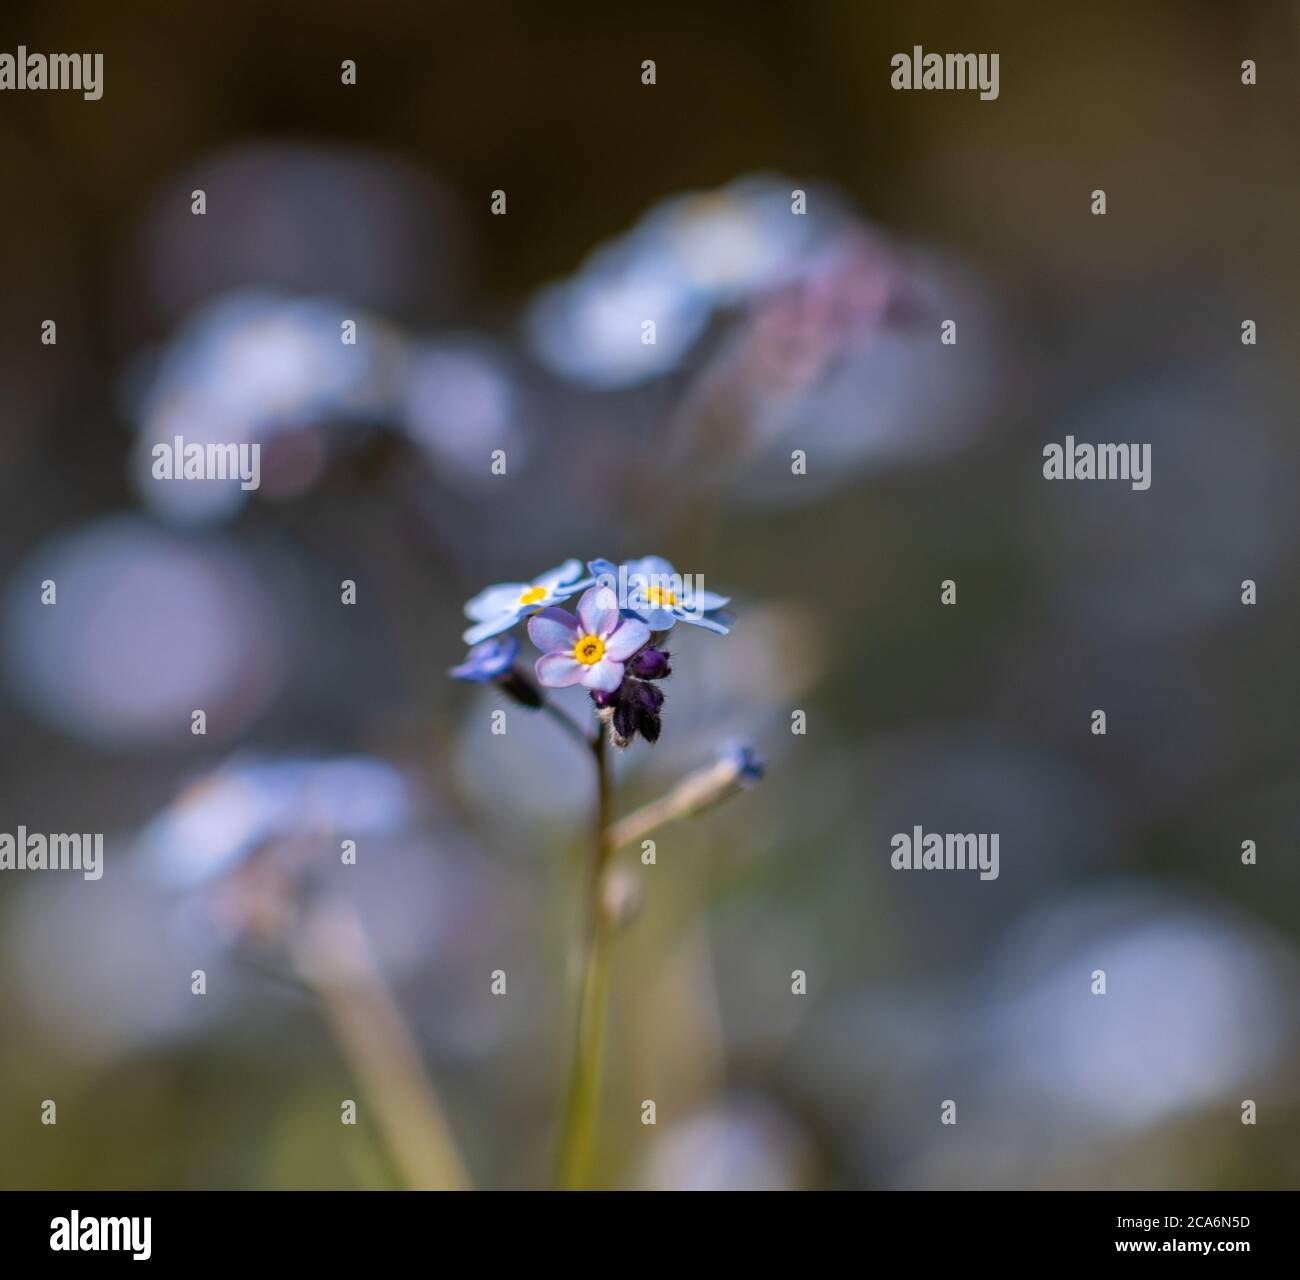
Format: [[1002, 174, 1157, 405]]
[[556, 729, 613, 1189]]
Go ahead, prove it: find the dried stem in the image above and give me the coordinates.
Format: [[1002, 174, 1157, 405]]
[[292, 895, 472, 1190], [605, 756, 747, 852]]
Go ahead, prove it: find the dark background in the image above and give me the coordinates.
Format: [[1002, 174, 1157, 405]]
[[0, 0, 1297, 1190]]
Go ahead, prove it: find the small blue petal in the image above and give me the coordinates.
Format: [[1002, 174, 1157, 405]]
[[535, 558, 585, 590], [645, 607, 680, 630], [464, 581, 528, 622], [450, 634, 519, 682], [462, 610, 525, 646], [625, 555, 676, 580], [677, 611, 730, 635]]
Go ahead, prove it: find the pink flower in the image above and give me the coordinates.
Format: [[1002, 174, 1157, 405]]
[[527, 586, 651, 694]]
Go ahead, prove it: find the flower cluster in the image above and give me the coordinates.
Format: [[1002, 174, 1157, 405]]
[[451, 555, 732, 747]]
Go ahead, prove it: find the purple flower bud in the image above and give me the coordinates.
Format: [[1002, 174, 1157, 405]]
[[631, 680, 663, 743], [612, 693, 639, 744], [636, 706, 662, 744], [630, 681, 664, 713], [627, 646, 672, 680]]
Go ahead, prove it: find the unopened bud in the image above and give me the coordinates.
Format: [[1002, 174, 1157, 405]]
[[628, 647, 671, 680]]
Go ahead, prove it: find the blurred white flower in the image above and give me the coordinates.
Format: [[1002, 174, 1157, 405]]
[[716, 250, 1003, 504], [806, 884, 1298, 1188], [640, 181, 824, 298], [139, 755, 413, 890], [524, 175, 851, 388], [127, 290, 404, 523], [526, 243, 707, 388], [2, 516, 284, 747], [399, 338, 527, 486], [979, 888, 1295, 1132]]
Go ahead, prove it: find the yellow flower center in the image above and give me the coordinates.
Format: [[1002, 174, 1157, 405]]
[[574, 634, 606, 666], [518, 585, 548, 606], [644, 585, 677, 607]]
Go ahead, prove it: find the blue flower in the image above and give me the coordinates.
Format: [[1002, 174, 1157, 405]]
[[462, 558, 591, 645], [587, 556, 731, 634], [449, 634, 518, 683]]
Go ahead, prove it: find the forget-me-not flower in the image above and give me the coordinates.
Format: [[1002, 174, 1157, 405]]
[[462, 558, 590, 645], [449, 634, 518, 683], [528, 586, 651, 694], [588, 556, 731, 634]]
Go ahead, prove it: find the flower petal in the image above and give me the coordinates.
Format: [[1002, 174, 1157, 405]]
[[577, 585, 621, 637], [580, 657, 624, 693], [534, 558, 584, 590], [683, 589, 730, 611], [536, 653, 585, 687], [625, 555, 675, 580], [541, 584, 584, 606], [583, 558, 618, 593], [602, 617, 651, 661], [463, 612, 520, 645], [449, 635, 517, 681], [679, 612, 730, 635], [556, 578, 594, 596], [464, 583, 528, 622], [627, 600, 678, 631], [527, 607, 580, 654]]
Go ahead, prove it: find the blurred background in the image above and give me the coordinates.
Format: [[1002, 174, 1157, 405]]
[[1, 0, 1298, 1190]]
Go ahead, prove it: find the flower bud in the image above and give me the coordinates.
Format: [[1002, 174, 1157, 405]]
[[628, 646, 672, 680], [612, 690, 639, 746], [498, 669, 545, 709], [630, 681, 663, 743], [631, 681, 664, 713]]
